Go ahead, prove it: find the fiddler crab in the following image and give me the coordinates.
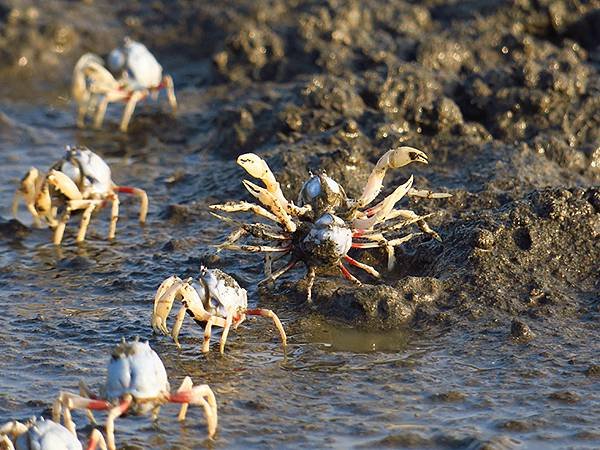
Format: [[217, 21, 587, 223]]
[[151, 266, 287, 354], [12, 146, 148, 245], [210, 147, 451, 301], [73, 37, 177, 132], [0, 417, 106, 450], [53, 339, 218, 450]]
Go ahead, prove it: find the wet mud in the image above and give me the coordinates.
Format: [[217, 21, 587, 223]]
[[0, 0, 599, 448]]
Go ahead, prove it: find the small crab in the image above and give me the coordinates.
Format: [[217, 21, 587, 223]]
[[0, 417, 106, 450], [210, 147, 450, 301], [151, 266, 287, 353], [12, 146, 148, 245], [73, 37, 177, 132], [53, 339, 217, 450]]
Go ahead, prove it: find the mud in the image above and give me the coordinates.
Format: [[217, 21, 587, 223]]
[[0, 0, 599, 448]]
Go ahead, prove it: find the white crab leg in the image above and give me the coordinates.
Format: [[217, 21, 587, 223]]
[[171, 306, 188, 348], [219, 311, 234, 354], [356, 147, 428, 208], [408, 188, 452, 199], [163, 75, 178, 112], [88, 429, 108, 450], [352, 232, 421, 249], [210, 201, 280, 224], [305, 267, 316, 303], [120, 90, 146, 132], [258, 258, 298, 285], [108, 194, 119, 240], [352, 176, 413, 230], [53, 199, 103, 245], [202, 316, 215, 353], [242, 180, 296, 232], [77, 202, 98, 242], [221, 244, 291, 253], [53, 391, 111, 434], [105, 395, 132, 450], [209, 213, 290, 240], [170, 379, 218, 439], [114, 186, 148, 224]]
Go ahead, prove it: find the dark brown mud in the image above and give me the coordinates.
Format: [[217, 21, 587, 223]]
[[0, 0, 599, 448]]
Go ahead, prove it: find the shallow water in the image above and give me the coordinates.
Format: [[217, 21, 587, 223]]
[[0, 99, 598, 450]]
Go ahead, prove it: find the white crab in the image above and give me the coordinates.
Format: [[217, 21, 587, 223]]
[[53, 339, 217, 450], [151, 266, 287, 353], [72, 37, 177, 132], [210, 146, 450, 301], [0, 417, 106, 450], [12, 146, 148, 245]]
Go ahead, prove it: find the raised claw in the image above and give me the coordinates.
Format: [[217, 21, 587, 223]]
[[47, 170, 83, 201], [356, 146, 428, 208], [242, 180, 296, 232]]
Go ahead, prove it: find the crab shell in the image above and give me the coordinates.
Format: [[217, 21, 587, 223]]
[[298, 213, 352, 266], [109, 39, 163, 90], [14, 418, 82, 450], [104, 341, 169, 414], [55, 148, 113, 197], [297, 173, 347, 216], [195, 268, 248, 318]]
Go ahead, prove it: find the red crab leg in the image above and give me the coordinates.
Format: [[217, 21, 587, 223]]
[[343, 255, 380, 278], [338, 262, 361, 285], [114, 186, 148, 223]]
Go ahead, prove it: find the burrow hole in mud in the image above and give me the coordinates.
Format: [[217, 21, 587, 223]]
[[513, 227, 532, 251]]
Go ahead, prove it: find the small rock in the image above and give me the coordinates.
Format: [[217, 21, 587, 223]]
[[584, 364, 600, 377], [510, 319, 535, 341]]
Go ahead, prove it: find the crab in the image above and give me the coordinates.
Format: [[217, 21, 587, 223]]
[[12, 146, 148, 245], [0, 417, 106, 450], [151, 266, 287, 354], [72, 37, 177, 132], [210, 146, 450, 301], [52, 339, 217, 450]]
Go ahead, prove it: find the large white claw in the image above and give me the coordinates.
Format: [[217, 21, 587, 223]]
[[151, 276, 183, 335], [357, 147, 428, 208], [352, 176, 414, 230], [47, 170, 83, 201]]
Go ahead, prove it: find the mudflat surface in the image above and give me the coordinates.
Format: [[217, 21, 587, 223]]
[[0, 0, 598, 448]]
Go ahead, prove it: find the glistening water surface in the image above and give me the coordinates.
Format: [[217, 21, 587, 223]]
[[0, 101, 598, 450]]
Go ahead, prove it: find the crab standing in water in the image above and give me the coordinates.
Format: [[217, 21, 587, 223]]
[[151, 266, 287, 353], [12, 146, 148, 245], [73, 37, 177, 131], [53, 339, 217, 450], [0, 417, 106, 450], [211, 147, 450, 301]]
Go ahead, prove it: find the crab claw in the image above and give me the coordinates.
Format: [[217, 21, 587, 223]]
[[356, 146, 428, 208], [352, 176, 414, 230], [151, 275, 183, 336], [242, 180, 296, 232], [47, 170, 83, 201], [237, 153, 291, 210]]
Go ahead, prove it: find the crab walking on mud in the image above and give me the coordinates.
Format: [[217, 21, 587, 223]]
[[72, 37, 177, 132], [12, 146, 148, 245], [211, 147, 450, 302], [151, 266, 287, 354], [53, 339, 217, 450], [0, 417, 107, 450]]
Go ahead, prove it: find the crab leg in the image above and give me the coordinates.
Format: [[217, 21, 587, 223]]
[[170, 378, 218, 438], [105, 395, 132, 450], [171, 306, 188, 348], [219, 311, 234, 354], [338, 263, 362, 285], [209, 213, 291, 240], [305, 267, 316, 303], [408, 188, 452, 199], [221, 244, 291, 253], [344, 255, 380, 278], [246, 308, 287, 347], [210, 201, 280, 224], [356, 147, 428, 208], [87, 429, 108, 450], [77, 202, 98, 243], [108, 194, 119, 240], [352, 233, 420, 249], [53, 391, 111, 434], [115, 186, 148, 224], [163, 75, 178, 112], [202, 316, 215, 353], [93, 96, 110, 129], [120, 90, 145, 132], [258, 258, 298, 285]]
